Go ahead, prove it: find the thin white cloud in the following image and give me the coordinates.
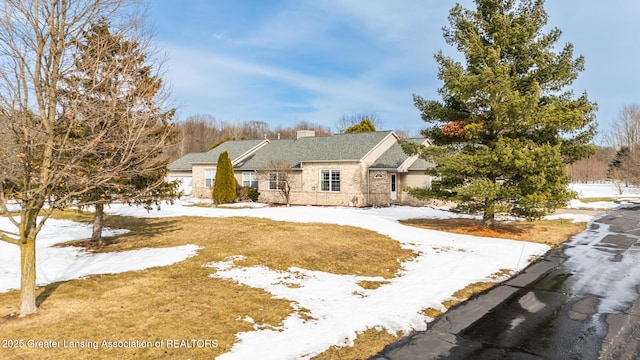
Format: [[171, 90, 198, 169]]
[[151, 0, 640, 135]]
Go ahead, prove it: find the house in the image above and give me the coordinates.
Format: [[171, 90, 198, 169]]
[[167, 130, 432, 207], [167, 139, 269, 197]]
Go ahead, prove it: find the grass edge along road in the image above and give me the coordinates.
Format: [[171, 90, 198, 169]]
[[0, 210, 586, 359]]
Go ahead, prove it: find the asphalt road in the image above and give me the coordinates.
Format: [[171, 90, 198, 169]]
[[374, 205, 640, 360]]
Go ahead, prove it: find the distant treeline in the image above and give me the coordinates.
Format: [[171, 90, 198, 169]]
[[566, 146, 615, 183], [165, 115, 333, 161]]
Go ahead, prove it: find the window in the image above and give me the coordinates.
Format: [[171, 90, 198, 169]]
[[269, 172, 286, 190], [321, 170, 340, 192], [204, 169, 215, 187], [242, 172, 258, 188]]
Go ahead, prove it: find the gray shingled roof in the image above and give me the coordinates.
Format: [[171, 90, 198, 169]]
[[202, 139, 266, 164], [408, 157, 434, 171], [235, 131, 394, 170], [370, 142, 408, 169], [168, 152, 208, 171], [371, 138, 429, 170], [168, 139, 266, 171], [404, 138, 435, 170]]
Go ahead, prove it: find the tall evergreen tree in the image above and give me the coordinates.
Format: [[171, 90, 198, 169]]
[[212, 151, 236, 205], [608, 146, 640, 186], [61, 20, 179, 242], [0, 0, 155, 316], [408, 0, 596, 227]]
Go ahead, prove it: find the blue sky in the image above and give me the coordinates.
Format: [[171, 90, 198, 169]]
[[148, 0, 640, 139]]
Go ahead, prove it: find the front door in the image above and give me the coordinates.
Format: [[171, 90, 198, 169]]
[[390, 173, 397, 201]]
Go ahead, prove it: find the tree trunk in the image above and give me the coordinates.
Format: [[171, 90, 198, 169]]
[[19, 237, 37, 316], [18, 208, 40, 316], [92, 203, 104, 243], [481, 199, 496, 229]]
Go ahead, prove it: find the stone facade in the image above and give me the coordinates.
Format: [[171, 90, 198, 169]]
[[191, 164, 216, 199], [368, 170, 391, 206], [257, 162, 369, 206], [169, 131, 434, 207], [193, 165, 433, 207]]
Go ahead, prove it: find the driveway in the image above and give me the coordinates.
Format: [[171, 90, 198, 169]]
[[374, 205, 640, 360]]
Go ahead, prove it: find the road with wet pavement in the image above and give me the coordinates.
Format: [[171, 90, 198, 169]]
[[373, 205, 640, 360]]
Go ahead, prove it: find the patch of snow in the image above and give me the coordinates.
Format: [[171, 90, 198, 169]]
[[105, 202, 549, 359], [0, 218, 200, 293], [565, 213, 640, 314], [544, 213, 595, 223], [567, 199, 621, 210], [569, 183, 640, 198]]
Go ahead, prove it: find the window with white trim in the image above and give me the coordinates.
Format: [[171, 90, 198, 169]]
[[242, 171, 258, 188], [204, 169, 215, 187], [320, 169, 340, 192], [269, 172, 286, 190]]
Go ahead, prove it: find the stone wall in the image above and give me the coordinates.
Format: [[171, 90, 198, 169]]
[[258, 162, 368, 206], [189, 164, 434, 208], [191, 164, 214, 199], [369, 170, 391, 206]]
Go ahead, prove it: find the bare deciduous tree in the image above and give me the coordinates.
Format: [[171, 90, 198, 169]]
[[602, 104, 640, 188], [567, 146, 615, 183], [166, 118, 333, 161], [604, 104, 640, 151], [261, 161, 295, 205], [175, 114, 219, 156], [0, 0, 170, 316]]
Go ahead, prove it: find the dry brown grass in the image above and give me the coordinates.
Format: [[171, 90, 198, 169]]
[[401, 218, 586, 247], [0, 211, 414, 359], [356, 280, 391, 290], [312, 328, 402, 360], [421, 307, 444, 319], [442, 281, 496, 309]]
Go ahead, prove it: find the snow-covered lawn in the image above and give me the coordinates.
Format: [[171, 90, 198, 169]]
[[0, 218, 200, 293], [568, 183, 640, 210], [0, 182, 636, 359]]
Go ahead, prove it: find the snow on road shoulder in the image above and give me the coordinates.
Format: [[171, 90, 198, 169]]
[[0, 217, 200, 293], [564, 205, 640, 315], [569, 183, 640, 198], [566, 183, 640, 211]]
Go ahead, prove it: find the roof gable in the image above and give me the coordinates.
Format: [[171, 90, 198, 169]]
[[370, 138, 430, 171], [236, 131, 395, 169]]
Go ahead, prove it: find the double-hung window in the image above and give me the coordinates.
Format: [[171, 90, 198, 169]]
[[320, 170, 340, 192], [269, 172, 286, 190], [242, 171, 258, 188], [204, 169, 215, 188]]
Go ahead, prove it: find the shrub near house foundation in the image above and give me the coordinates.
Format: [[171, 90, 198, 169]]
[[212, 151, 236, 204]]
